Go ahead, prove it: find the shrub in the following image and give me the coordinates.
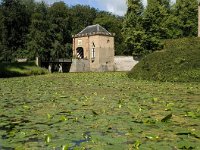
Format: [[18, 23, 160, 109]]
[[128, 37, 200, 82]]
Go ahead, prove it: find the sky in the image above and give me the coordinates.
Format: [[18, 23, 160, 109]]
[[37, 0, 176, 16]]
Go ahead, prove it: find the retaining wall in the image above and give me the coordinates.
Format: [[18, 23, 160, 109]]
[[69, 59, 90, 72], [114, 56, 139, 72]]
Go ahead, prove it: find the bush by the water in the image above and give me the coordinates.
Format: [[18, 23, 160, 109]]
[[128, 37, 200, 82], [0, 62, 48, 78]]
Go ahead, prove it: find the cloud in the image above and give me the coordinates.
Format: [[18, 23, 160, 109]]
[[33, 0, 176, 16], [96, 0, 127, 16], [34, 0, 127, 16], [35, 0, 57, 3]]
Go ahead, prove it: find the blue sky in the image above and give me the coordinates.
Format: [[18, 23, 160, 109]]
[[0, 0, 176, 16], [68, 0, 128, 16], [37, 0, 176, 16], [36, 0, 127, 16]]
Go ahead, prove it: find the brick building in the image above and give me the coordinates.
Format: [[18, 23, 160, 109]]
[[72, 24, 115, 72]]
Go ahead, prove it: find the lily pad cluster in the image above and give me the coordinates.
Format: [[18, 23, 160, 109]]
[[0, 72, 199, 149]]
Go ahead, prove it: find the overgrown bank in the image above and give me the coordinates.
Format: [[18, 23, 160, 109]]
[[0, 62, 48, 78], [128, 38, 200, 82]]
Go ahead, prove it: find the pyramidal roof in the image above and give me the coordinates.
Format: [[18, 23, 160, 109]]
[[78, 24, 111, 35]]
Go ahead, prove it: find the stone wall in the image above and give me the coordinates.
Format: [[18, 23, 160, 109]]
[[69, 56, 139, 72], [114, 56, 139, 72], [69, 59, 114, 72], [69, 59, 90, 72]]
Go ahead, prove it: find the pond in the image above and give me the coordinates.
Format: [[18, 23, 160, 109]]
[[0, 73, 199, 149]]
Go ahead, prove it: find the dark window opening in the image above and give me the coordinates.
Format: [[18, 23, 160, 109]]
[[76, 47, 84, 59]]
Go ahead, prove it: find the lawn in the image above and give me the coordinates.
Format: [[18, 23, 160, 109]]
[[0, 72, 199, 149]]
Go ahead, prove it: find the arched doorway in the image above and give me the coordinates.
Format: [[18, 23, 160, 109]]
[[76, 47, 84, 59]]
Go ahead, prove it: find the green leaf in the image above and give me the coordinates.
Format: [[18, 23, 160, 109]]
[[185, 112, 198, 118], [45, 134, 52, 143], [133, 140, 141, 149], [60, 116, 68, 122], [62, 144, 70, 150]]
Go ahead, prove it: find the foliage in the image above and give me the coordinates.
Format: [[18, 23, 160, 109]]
[[173, 0, 198, 37], [128, 37, 200, 82], [143, 0, 170, 39], [48, 2, 71, 60], [0, 62, 48, 78], [0, 0, 31, 61], [26, 2, 50, 60], [0, 0, 126, 62], [163, 0, 198, 39], [0, 0, 199, 61], [0, 72, 199, 149], [70, 4, 97, 35], [122, 0, 144, 56], [122, 0, 163, 56]]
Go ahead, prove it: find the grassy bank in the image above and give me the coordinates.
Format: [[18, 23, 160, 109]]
[[0, 62, 48, 78], [0, 72, 199, 149], [128, 37, 200, 82]]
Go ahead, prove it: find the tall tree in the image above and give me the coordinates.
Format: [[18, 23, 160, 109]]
[[122, 0, 145, 56], [123, 0, 162, 56], [164, 4, 183, 39], [0, 0, 30, 61], [0, 6, 4, 61], [27, 2, 51, 60], [143, 0, 171, 39], [70, 5, 97, 34], [48, 2, 71, 59], [94, 11, 125, 55], [173, 0, 198, 37]]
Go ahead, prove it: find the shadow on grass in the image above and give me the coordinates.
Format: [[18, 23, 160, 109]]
[[0, 62, 47, 78]]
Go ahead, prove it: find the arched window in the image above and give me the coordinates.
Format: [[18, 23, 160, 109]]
[[76, 47, 84, 59]]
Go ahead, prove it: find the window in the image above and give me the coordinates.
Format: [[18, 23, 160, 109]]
[[76, 47, 84, 59], [92, 48, 95, 59], [78, 40, 82, 46], [91, 42, 95, 60]]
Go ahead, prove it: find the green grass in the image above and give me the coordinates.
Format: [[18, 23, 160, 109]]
[[128, 37, 200, 82], [0, 72, 199, 149], [0, 62, 48, 78]]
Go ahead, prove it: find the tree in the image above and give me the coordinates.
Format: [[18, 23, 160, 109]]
[[0, 7, 5, 61], [94, 11, 125, 55], [164, 6, 183, 39], [27, 2, 51, 60], [173, 0, 198, 37], [0, 0, 30, 61], [123, 0, 162, 56], [70, 5, 97, 34], [143, 0, 171, 39], [122, 0, 145, 56], [48, 2, 71, 59]]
